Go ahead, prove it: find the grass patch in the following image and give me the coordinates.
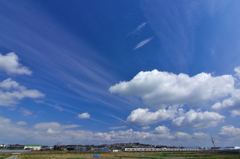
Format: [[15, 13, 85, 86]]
[[0, 153, 12, 159], [66, 158, 86, 159]]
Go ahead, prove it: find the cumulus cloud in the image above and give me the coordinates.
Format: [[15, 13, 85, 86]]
[[0, 116, 135, 145], [34, 122, 62, 130], [127, 107, 176, 126], [219, 125, 240, 137], [234, 66, 240, 78], [193, 132, 208, 138], [0, 78, 45, 106], [142, 126, 150, 130], [34, 122, 80, 134], [211, 89, 240, 110], [151, 126, 174, 139], [109, 126, 127, 130], [0, 117, 82, 144], [172, 109, 224, 129], [0, 78, 19, 88], [0, 52, 32, 75], [230, 110, 240, 117], [110, 70, 234, 109], [16, 121, 27, 125], [0, 116, 230, 146], [174, 132, 191, 139], [154, 126, 170, 134], [209, 66, 240, 111], [77, 112, 90, 119], [134, 37, 153, 50]]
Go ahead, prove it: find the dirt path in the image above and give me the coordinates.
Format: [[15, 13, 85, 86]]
[[5, 154, 18, 159]]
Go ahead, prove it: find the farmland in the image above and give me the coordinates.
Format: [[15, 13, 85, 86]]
[[17, 150, 240, 159]]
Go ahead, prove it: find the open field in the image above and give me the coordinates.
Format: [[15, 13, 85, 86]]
[[16, 151, 240, 159], [0, 153, 12, 159]]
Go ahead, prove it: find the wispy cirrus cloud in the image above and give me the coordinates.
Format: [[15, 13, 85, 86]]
[[128, 22, 147, 36], [134, 37, 153, 50], [19, 107, 33, 116], [136, 22, 147, 32]]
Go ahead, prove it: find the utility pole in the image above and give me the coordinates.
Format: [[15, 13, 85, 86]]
[[211, 136, 216, 148]]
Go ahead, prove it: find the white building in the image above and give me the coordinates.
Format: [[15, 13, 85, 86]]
[[224, 146, 240, 150], [24, 145, 41, 150], [124, 148, 198, 152]]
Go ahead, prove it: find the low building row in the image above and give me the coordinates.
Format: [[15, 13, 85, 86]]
[[124, 148, 199, 152], [0, 144, 51, 150]]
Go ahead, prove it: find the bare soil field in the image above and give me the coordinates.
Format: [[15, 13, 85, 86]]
[[16, 151, 240, 159]]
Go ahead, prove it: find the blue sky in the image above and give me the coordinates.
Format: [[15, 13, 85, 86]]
[[1, 0, 240, 147]]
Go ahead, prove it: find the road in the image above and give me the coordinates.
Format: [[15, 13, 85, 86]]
[[5, 154, 18, 159]]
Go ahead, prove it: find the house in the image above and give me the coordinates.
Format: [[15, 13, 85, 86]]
[[5, 144, 24, 149]]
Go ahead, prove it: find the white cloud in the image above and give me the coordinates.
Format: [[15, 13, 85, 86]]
[[34, 122, 62, 130], [0, 52, 32, 75], [219, 125, 240, 138], [52, 105, 64, 111], [77, 112, 90, 119], [34, 122, 80, 134], [110, 70, 234, 109], [16, 121, 27, 125], [109, 126, 127, 130], [0, 78, 45, 106], [234, 66, 240, 78], [0, 78, 19, 89], [136, 22, 147, 32], [193, 132, 208, 138], [210, 66, 240, 111], [134, 37, 153, 50], [0, 116, 236, 146], [154, 126, 170, 134], [19, 107, 32, 116], [46, 128, 60, 134], [128, 22, 147, 36], [126, 107, 176, 126], [230, 110, 240, 117], [151, 126, 174, 139], [211, 89, 240, 111], [174, 132, 191, 139], [142, 126, 150, 130], [172, 109, 224, 129], [62, 124, 80, 129]]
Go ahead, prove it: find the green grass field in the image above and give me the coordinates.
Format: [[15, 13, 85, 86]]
[[0, 153, 12, 159], [15, 150, 240, 159]]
